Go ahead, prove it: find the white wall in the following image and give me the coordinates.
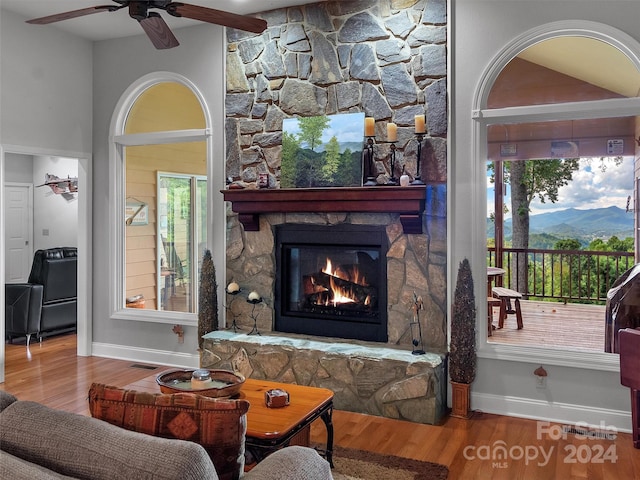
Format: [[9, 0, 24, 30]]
[[32, 156, 78, 250], [90, 24, 225, 366], [4, 153, 78, 251], [451, 0, 639, 430], [0, 7, 93, 381], [0, 9, 92, 154], [4, 152, 33, 183]]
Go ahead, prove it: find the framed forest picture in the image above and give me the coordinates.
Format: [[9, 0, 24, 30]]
[[281, 112, 365, 188]]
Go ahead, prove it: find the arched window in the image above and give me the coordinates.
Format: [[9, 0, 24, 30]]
[[474, 21, 640, 367], [110, 73, 211, 325]]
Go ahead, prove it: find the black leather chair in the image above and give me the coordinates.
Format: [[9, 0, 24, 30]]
[[5, 247, 77, 346], [5, 284, 43, 347]]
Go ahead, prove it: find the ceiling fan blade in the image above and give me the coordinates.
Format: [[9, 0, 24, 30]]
[[139, 12, 180, 50], [26, 5, 119, 25], [168, 3, 267, 34]]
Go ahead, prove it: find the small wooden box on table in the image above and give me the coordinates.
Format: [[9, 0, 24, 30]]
[[241, 379, 334, 467]]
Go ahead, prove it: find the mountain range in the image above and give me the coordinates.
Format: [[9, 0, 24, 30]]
[[487, 206, 634, 243]]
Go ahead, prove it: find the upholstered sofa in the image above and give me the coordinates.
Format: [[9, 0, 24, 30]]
[[0, 389, 333, 480], [5, 247, 77, 346]]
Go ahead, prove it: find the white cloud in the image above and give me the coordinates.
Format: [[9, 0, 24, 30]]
[[487, 157, 635, 217], [530, 157, 634, 214]]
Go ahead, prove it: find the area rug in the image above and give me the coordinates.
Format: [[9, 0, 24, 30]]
[[329, 445, 449, 480]]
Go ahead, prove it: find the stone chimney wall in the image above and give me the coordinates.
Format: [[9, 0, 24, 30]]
[[223, 0, 448, 351]]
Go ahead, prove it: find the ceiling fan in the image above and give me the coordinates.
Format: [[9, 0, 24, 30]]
[[26, 1, 267, 50]]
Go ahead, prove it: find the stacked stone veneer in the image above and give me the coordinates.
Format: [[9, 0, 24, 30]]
[[225, 0, 447, 188], [215, 0, 449, 424], [201, 331, 447, 424]]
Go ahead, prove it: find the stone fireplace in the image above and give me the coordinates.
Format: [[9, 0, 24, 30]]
[[200, 193, 449, 424], [200, 0, 450, 425], [274, 223, 388, 342], [216, 186, 446, 351]]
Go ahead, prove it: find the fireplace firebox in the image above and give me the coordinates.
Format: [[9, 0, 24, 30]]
[[275, 224, 388, 342]]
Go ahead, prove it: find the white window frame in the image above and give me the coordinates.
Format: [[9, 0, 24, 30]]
[[472, 21, 640, 372], [109, 72, 212, 326]]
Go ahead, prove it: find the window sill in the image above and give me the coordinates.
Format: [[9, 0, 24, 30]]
[[478, 342, 619, 372], [111, 309, 197, 326]]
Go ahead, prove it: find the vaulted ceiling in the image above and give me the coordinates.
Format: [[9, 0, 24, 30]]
[[1, 0, 321, 41], [4, 1, 640, 100]]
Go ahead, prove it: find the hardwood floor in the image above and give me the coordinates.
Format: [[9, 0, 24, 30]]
[[2, 334, 639, 479]]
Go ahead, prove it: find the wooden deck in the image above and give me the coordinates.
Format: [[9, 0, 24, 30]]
[[487, 299, 607, 351]]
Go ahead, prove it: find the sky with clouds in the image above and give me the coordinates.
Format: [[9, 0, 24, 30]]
[[282, 112, 365, 148], [487, 156, 635, 219]]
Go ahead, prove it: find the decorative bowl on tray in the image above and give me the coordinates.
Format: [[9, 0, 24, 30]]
[[156, 369, 245, 398]]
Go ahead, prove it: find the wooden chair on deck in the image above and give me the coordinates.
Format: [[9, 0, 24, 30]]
[[491, 286, 524, 330]]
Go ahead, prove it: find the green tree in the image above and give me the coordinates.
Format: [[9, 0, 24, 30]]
[[500, 159, 580, 292], [297, 116, 330, 151], [606, 236, 634, 252], [554, 239, 581, 250], [281, 131, 299, 188], [552, 238, 583, 299], [336, 148, 362, 186], [589, 236, 634, 252], [321, 136, 341, 184]]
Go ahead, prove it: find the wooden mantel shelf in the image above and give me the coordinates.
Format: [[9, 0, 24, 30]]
[[221, 186, 427, 234]]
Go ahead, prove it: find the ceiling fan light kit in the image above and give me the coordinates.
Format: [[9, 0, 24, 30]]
[[26, 1, 267, 50]]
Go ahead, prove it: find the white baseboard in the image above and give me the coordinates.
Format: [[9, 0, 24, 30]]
[[91, 342, 200, 370], [473, 392, 632, 433]]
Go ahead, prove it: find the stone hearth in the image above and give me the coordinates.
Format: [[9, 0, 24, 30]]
[[201, 331, 447, 425]]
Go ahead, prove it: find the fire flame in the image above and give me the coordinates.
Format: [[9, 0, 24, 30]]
[[319, 258, 370, 307]]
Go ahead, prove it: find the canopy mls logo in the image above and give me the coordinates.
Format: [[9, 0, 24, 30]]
[[463, 421, 618, 469]]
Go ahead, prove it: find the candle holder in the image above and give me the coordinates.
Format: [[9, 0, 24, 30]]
[[225, 289, 242, 332], [363, 136, 377, 186], [386, 142, 398, 185], [412, 133, 425, 185], [246, 296, 263, 335]]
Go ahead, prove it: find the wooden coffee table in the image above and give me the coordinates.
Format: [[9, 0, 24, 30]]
[[125, 373, 334, 467]]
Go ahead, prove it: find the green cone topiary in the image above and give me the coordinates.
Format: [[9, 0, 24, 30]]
[[449, 258, 477, 384]]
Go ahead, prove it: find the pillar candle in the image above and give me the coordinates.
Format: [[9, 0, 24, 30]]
[[364, 117, 375, 137], [248, 291, 261, 302], [414, 114, 426, 134], [387, 123, 397, 142]]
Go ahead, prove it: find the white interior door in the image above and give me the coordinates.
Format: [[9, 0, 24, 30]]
[[4, 183, 33, 282]]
